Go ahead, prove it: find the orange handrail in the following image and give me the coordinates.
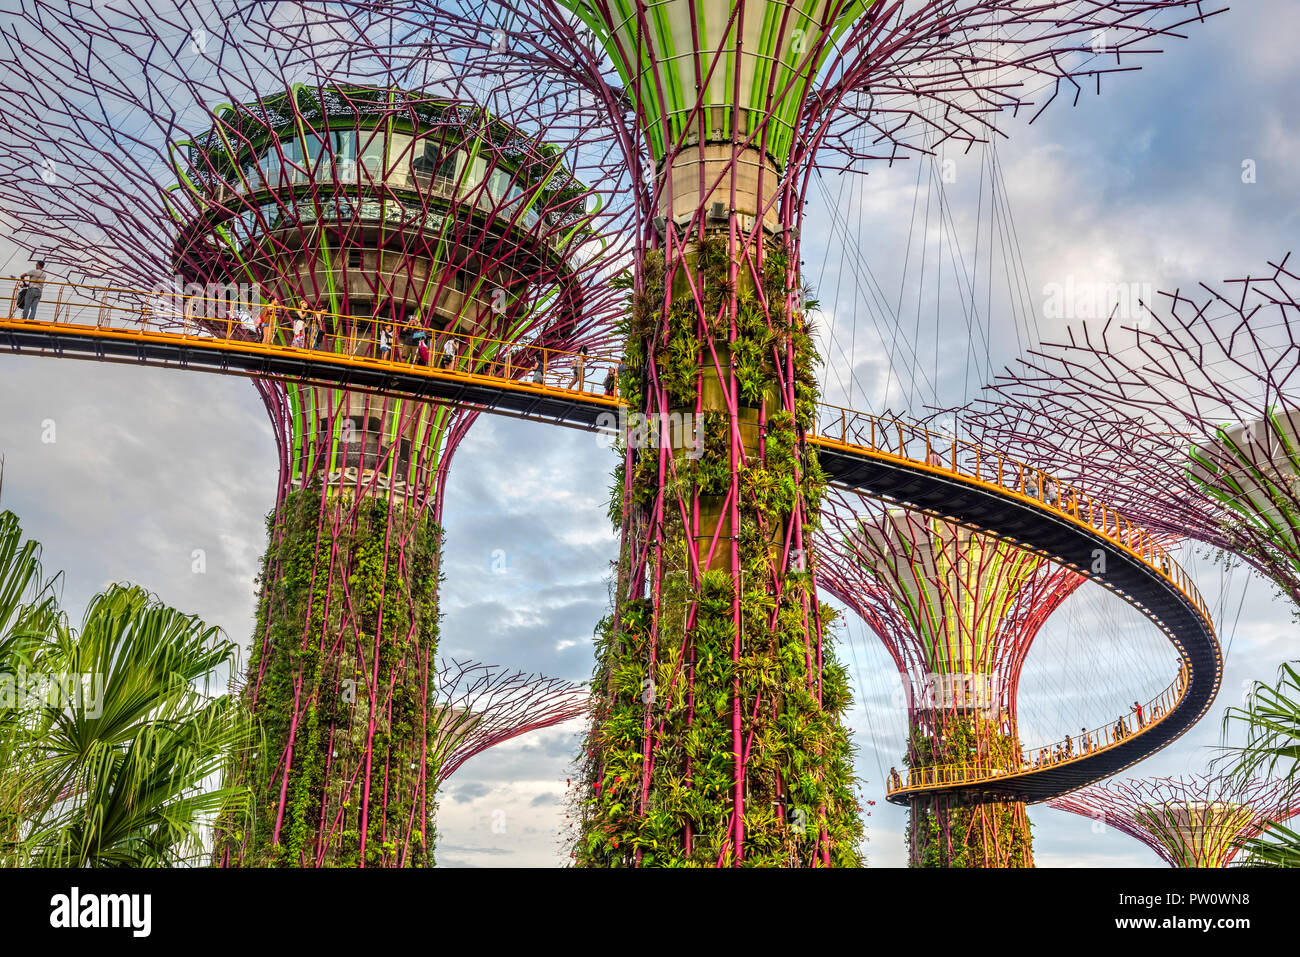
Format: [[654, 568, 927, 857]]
[[3, 276, 620, 397], [885, 668, 1188, 795], [810, 403, 1210, 622], [2, 278, 1209, 624]]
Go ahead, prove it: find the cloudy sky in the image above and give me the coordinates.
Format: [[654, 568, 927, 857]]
[[1, 1, 1297, 867]]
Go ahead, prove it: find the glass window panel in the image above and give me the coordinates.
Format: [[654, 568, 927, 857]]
[[388, 132, 413, 175], [302, 132, 327, 180], [358, 128, 385, 182]]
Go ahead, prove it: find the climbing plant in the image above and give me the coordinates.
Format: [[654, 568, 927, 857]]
[[904, 713, 1033, 868], [216, 487, 442, 867], [573, 234, 863, 867]]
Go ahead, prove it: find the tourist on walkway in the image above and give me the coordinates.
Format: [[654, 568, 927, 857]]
[[292, 300, 311, 347], [260, 297, 279, 345], [567, 346, 588, 391], [18, 260, 48, 321]]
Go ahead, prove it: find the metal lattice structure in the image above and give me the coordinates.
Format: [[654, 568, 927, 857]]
[[1050, 774, 1300, 867], [0, 1, 633, 867], [951, 256, 1300, 610], [0, 0, 1228, 868], [428, 659, 591, 789], [270, 0, 1226, 866], [817, 487, 1084, 865]]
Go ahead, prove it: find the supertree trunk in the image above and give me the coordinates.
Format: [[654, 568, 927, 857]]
[[172, 84, 618, 867], [908, 793, 1035, 868], [818, 491, 1084, 867], [904, 718, 1035, 868], [578, 218, 862, 866], [547, 3, 873, 867], [225, 478, 446, 866]]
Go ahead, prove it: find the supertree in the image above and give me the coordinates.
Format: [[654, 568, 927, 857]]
[[817, 488, 1085, 866], [277, 0, 1226, 866], [211, 657, 589, 864], [427, 659, 590, 790], [0, 0, 632, 866], [1049, 774, 1300, 867], [947, 256, 1300, 613]]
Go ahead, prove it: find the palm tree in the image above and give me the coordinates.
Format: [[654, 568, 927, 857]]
[[1219, 662, 1300, 866], [0, 509, 63, 858], [0, 509, 248, 866]]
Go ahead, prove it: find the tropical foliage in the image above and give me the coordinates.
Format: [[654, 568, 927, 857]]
[[1220, 662, 1300, 866], [0, 509, 244, 866], [574, 236, 862, 866], [905, 714, 1034, 868]]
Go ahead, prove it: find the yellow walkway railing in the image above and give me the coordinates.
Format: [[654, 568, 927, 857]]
[[3, 277, 1220, 801], [4, 277, 618, 395], [884, 669, 1189, 798]]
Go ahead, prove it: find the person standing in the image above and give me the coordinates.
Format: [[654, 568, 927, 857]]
[[260, 297, 279, 345], [441, 336, 456, 370], [18, 260, 48, 321], [378, 324, 392, 361], [567, 345, 588, 391], [292, 299, 310, 348]]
